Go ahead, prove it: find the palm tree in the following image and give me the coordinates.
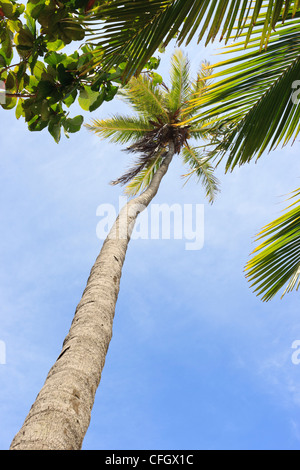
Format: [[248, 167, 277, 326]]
[[10, 50, 220, 450], [245, 189, 300, 302]]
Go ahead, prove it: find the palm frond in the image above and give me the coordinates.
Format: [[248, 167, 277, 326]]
[[81, 0, 172, 79], [181, 145, 220, 203], [80, 1, 300, 80], [168, 49, 191, 113], [282, 265, 300, 296], [85, 115, 153, 144], [118, 75, 169, 121], [110, 125, 169, 187], [188, 125, 207, 140], [181, 61, 213, 121], [191, 13, 300, 171], [189, 120, 229, 146], [245, 188, 300, 301], [110, 120, 182, 186], [111, 152, 159, 187], [124, 154, 164, 196], [87, 49, 220, 198]]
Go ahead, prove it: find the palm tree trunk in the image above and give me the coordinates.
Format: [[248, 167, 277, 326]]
[[10, 144, 174, 450]]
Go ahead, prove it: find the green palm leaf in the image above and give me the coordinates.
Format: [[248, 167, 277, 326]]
[[80, 1, 300, 80], [191, 13, 300, 170], [81, 0, 171, 79], [124, 154, 164, 196], [245, 189, 300, 301], [181, 61, 213, 121], [182, 145, 220, 203]]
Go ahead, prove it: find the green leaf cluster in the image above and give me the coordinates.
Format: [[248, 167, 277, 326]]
[[0, 0, 123, 141]]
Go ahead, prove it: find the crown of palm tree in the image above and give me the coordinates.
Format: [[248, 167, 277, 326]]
[[86, 50, 221, 202]]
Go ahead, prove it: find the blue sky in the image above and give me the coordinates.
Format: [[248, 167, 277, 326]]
[[1, 38, 300, 450]]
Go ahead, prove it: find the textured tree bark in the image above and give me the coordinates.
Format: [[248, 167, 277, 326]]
[[10, 144, 174, 450]]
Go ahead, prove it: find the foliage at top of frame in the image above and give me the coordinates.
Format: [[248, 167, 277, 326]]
[[0, 0, 162, 142]]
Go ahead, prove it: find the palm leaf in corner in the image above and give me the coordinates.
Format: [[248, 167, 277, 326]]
[[245, 189, 300, 301]]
